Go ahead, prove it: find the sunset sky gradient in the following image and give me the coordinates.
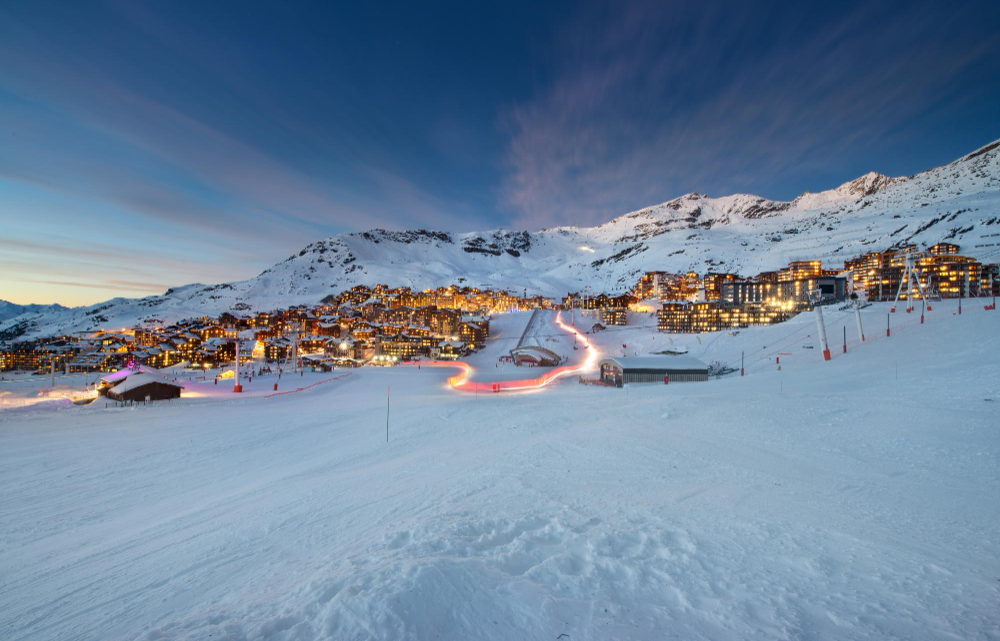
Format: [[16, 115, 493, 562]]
[[2, 0, 998, 305]]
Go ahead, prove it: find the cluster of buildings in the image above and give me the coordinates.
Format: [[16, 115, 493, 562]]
[[1, 284, 532, 374], [635, 260, 848, 333], [3, 242, 998, 374], [0, 338, 79, 374], [248, 284, 508, 368], [628, 245, 997, 334], [844, 242, 996, 302], [0, 320, 239, 375]]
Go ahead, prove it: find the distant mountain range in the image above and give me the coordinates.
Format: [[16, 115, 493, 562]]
[[3, 138, 999, 341], [0, 301, 68, 324]]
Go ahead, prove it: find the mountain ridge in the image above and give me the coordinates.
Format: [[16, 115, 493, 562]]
[[3, 138, 999, 340]]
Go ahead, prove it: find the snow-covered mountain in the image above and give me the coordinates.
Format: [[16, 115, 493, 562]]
[[4, 139, 999, 340], [0, 301, 68, 324], [0, 301, 71, 341]]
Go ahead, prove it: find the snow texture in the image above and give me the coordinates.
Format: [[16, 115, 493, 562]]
[[1, 301, 998, 640]]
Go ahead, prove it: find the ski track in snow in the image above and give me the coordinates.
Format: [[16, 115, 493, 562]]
[[1, 303, 999, 640]]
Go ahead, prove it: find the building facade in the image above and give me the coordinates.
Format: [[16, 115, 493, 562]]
[[657, 302, 794, 333]]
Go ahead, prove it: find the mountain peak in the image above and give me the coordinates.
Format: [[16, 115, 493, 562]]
[[4, 136, 999, 341], [835, 171, 897, 198]]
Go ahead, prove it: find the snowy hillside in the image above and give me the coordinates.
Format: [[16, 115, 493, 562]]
[[1, 301, 998, 640], [5, 139, 999, 339]]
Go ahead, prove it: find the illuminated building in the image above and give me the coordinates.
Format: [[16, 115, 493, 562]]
[[563, 292, 634, 310], [852, 243, 985, 300], [701, 273, 740, 300], [781, 260, 825, 281], [928, 242, 960, 256], [265, 338, 292, 361], [432, 340, 468, 360], [983, 264, 1000, 296], [1, 341, 75, 372], [601, 309, 628, 326], [657, 301, 794, 333], [721, 277, 846, 306], [634, 271, 672, 299], [379, 333, 432, 361], [458, 319, 489, 348]]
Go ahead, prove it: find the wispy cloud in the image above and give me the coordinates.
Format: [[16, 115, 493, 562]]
[[16, 279, 168, 293], [0, 0, 997, 305], [500, 0, 1000, 229], [0, 3, 499, 303]]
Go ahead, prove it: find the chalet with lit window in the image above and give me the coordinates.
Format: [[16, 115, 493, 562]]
[[432, 340, 468, 360], [316, 317, 341, 337], [379, 333, 427, 361], [265, 338, 292, 362], [325, 337, 366, 361], [601, 309, 628, 326], [458, 317, 489, 347]]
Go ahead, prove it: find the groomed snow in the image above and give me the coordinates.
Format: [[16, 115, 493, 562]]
[[1, 302, 998, 640]]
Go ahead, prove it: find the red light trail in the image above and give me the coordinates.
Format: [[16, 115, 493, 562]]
[[415, 311, 601, 394]]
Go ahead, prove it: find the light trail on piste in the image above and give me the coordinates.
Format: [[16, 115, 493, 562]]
[[414, 311, 601, 394]]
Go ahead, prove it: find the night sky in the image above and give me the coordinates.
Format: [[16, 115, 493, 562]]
[[2, 0, 998, 305]]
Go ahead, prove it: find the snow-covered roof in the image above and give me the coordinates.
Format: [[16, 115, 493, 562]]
[[599, 355, 708, 371], [109, 372, 183, 395], [100, 364, 162, 384]]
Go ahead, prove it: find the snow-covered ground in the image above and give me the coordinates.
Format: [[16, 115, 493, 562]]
[[459, 310, 588, 384], [1, 302, 998, 640]]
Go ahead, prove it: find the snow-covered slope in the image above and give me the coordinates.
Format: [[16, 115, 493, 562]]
[[1, 302, 997, 640], [5, 139, 999, 339]]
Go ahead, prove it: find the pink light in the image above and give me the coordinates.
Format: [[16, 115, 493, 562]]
[[416, 311, 601, 394]]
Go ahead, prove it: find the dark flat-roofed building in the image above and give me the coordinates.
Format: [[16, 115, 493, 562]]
[[599, 355, 708, 386]]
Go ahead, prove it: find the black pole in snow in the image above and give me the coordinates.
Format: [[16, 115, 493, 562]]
[[386, 386, 390, 443]]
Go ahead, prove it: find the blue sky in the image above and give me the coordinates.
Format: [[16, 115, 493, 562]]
[[1, 0, 998, 305]]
